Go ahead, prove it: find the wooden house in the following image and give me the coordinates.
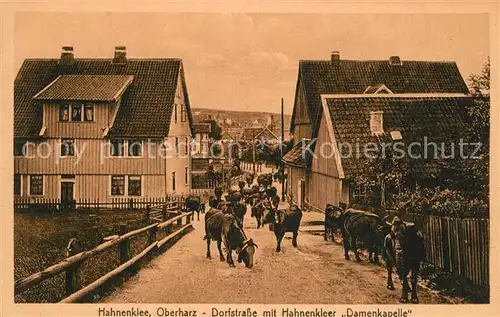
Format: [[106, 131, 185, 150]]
[[14, 46, 195, 203], [192, 122, 212, 157], [285, 51, 472, 210]]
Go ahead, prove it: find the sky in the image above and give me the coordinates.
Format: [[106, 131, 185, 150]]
[[15, 12, 489, 115]]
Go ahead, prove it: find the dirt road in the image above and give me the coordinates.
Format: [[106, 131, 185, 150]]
[[102, 208, 447, 304]]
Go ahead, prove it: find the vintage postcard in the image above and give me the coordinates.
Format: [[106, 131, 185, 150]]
[[1, 1, 498, 317]]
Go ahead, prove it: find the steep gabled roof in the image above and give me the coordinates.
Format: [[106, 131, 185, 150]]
[[240, 126, 279, 142], [33, 75, 134, 102], [282, 139, 313, 168], [290, 59, 470, 137], [322, 96, 472, 178], [15, 58, 194, 138]]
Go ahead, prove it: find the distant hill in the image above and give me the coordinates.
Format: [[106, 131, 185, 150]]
[[192, 108, 292, 131]]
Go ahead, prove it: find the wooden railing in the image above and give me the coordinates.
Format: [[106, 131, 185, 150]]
[[14, 207, 194, 303]]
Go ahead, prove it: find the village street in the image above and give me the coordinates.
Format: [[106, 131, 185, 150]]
[[102, 175, 447, 304]]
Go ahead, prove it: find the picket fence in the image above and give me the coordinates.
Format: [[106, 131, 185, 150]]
[[402, 214, 489, 289], [14, 196, 186, 212]]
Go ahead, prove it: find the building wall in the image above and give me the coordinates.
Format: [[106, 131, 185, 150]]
[[164, 68, 192, 195], [306, 111, 346, 210], [14, 139, 165, 175], [286, 165, 305, 205], [192, 132, 210, 156], [291, 77, 312, 143], [14, 174, 166, 202]]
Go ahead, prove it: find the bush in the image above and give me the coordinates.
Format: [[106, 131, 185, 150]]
[[390, 187, 488, 218]]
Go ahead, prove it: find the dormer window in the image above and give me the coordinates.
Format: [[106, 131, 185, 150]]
[[59, 103, 94, 122], [363, 84, 393, 94]]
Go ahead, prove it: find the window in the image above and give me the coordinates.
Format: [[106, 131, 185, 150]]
[[172, 172, 176, 192], [14, 139, 27, 156], [185, 137, 189, 155], [61, 139, 75, 157], [110, 139, 125, 157], [181, 105, 187, 122], [128, 176, 142, 196], [184, 167, 188, 185], [175, 137, 179, 154], [128, 139, 143, 157], [59, 103, 94, 122], [84, 104, 94, 121], [59, 104, 70, 121], [71, 104, 82, 121], [174, 104, 178, 123], [29, 175, 43, 196], [14, 174, 21, 196], [111, 175, 125, 196]]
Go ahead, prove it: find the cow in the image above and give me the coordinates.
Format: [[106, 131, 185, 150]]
[[225, 192, 243, 203], [238, 180, 247, 190], [214, 187, 224, 201], [262, 203, 303, 252], [324, 204, 344, 241], [264, 186, 278, 199], [250, 198, 272, 229], [327, 207, 383, 263], [227, 201, 247, 227], [245, 172, 255, 187], [184, 195, 205, 221], [384, 216, 426, 303], [204, 209, 258, 268], [244, 191, 261, 206], [257, 173, 273, 188]]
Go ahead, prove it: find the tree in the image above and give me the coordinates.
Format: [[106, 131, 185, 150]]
[[206, 120, 222, 141]]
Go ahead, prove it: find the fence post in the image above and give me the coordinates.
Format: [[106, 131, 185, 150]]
[[65, 238, 82, 296], [144, 205, 151, 223], [119, 225, 130, 265], [162, 204, 167, 222], [146, 226, 158, 261]]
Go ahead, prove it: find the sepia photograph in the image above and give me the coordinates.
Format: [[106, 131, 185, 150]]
[[4, 6, 495, 315]]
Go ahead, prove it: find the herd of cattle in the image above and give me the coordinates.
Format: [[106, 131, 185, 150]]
[[184, 172, 426, 304]]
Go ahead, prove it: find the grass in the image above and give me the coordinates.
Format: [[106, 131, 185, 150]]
[[14, 208, 151, 303]]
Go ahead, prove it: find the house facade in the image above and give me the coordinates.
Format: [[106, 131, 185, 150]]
[[285, 51, 471, 210], [14, 46, 194, 203], [192, 122, 212, 157]]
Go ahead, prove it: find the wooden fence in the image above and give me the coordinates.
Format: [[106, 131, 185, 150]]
[[309, 202, 490, 290], [14, 203, 194, 303], [240, 161, 263, 172], [14, 196, 186, 212], [401, 214, 489, 289]]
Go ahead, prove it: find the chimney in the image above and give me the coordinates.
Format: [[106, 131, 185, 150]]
[[113, 46, 127, 64], [59, 46, 74, 66], [370, 111, 384, 135], [331, 51, 340, 65], [389, 56, 402, 66]]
